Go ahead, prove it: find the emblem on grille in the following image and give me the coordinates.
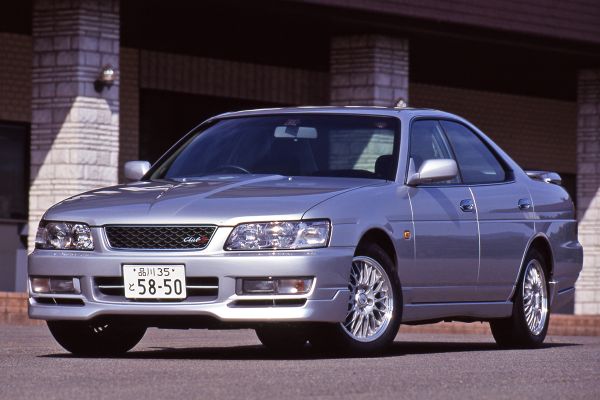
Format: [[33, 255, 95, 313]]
[[183, 236, 209, 245]]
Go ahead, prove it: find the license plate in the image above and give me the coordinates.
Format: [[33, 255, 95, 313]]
[[123, 265, 187, 299]]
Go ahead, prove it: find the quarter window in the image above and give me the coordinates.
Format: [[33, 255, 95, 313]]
[[441, 121, 507, 184]]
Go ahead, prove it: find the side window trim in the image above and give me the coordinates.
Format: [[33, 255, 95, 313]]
[[434, 120, 465, 184]]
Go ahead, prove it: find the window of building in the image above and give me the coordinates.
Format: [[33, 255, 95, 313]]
[[0, 122, 28, 220], [440, 121, 507, 184]]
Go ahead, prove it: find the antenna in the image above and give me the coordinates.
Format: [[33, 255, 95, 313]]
[[394, 98, 407, 108]]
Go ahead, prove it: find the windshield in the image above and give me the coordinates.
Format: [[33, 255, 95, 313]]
[[149, 114, 400, 181]]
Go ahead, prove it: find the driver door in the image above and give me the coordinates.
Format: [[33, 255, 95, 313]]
[[405, 120, 480, 303]]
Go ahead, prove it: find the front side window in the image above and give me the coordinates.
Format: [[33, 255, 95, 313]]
[[150, 115, 400, 181], [441, 121, 507, 184], [409, 120, 459, 184]]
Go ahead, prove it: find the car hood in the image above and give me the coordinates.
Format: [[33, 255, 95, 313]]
[[44, 174, 381, 226]]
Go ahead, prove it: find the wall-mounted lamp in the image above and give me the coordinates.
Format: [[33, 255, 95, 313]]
[[94, 64, 116, 93]]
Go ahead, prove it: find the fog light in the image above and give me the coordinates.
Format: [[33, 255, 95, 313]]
[[31, 277, 51, 293], [238, 277, 314, 295], [242, 279, 277, 294], [30, 277, 79, 294], [50, 278, 76, 293]]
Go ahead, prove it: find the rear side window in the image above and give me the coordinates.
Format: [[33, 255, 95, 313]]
[[441, 121, 506, 184]]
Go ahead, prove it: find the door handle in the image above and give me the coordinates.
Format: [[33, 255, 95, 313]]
[[518, 198, 532, 210], [459, 199, 474, 212]]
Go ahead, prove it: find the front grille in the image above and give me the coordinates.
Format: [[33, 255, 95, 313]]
[[105, 225, 216, 250], [95, 276, 219, 300]]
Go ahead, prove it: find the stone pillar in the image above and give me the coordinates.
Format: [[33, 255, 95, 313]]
[[576, 70, 600, 315], [330, 35, 409, 107], [28, 0, 120, 249]]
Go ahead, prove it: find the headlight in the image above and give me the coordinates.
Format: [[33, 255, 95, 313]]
[[35, 221, 94, 251], [225, 220, 330, 250]]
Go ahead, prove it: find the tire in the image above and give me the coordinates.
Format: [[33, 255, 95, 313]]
[[47, 320, 146, 356], [255, 325, 309, 353], [490, 248, 550, 348], [309, 243, 402, 354]]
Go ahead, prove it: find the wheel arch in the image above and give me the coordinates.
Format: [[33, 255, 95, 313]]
[[528, 235, 554, 278], [355, 228, 397, 269], [509, 233, 555, 300]]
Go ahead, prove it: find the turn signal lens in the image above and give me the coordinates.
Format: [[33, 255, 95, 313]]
[[277, 278, 313, 294], [31, 277, 51, 293], [238, 277, 314, 295]]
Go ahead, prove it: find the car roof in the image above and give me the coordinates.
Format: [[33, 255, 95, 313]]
[[208, 106, 460, 121]]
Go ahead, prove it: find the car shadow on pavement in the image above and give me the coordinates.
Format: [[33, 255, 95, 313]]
[[40, 340, 580, 360]]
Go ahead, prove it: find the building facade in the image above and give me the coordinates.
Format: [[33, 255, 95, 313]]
[[0, 0, 599, 313]]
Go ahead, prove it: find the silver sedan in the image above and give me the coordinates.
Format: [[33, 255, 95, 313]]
[[29, 107, 583, 355]]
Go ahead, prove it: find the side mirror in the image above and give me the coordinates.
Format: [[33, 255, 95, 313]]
[[407, 158, 458, 186], [124, 160, 151, 181]]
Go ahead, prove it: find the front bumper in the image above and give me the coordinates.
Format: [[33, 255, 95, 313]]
[[28, 245, 353, 325]]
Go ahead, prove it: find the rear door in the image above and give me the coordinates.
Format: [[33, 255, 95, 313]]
[[406, 120, 480, 303], [440, 120, 534, 301]]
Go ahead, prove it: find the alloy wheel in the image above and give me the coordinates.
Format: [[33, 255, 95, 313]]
[[522, 259, 548, 336], [341, 256, 394, 342]]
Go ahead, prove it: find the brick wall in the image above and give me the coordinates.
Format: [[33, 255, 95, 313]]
[[576, 70, 600, 315], [411, 83, 577, 174], [139, 50, 329, 105], [0, 292, 42, 326], [330, 35, 409, 107], [0, 33, 31, 122]]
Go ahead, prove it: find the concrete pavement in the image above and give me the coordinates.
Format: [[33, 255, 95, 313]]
[[1, 324, 598, 400]]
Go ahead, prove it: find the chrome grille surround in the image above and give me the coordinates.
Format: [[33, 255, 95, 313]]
[[104, 225, 217, 250]]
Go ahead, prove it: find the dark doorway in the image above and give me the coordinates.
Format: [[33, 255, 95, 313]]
[[139, 90, 287, 163], [0, 121, 29, 292], [0, 122, 28, 220]]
